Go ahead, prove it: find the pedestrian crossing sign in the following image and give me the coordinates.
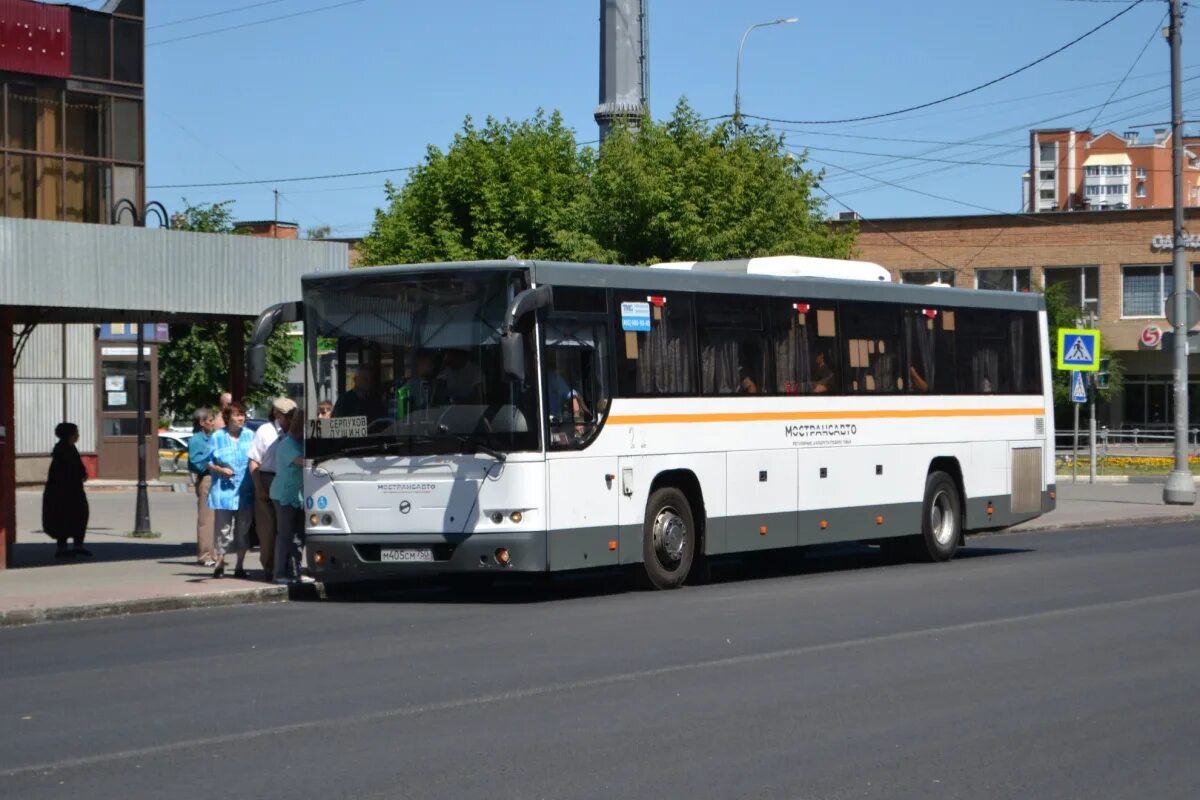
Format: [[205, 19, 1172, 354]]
[[1056, 328, 1101, 371], [1070, 370, 1088, 403]]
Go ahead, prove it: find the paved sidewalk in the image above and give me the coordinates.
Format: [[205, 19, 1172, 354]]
[[1, 479, 1197, 627], [3, 487, 286, 626]]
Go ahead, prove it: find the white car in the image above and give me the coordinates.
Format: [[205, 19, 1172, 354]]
[[158, 431, 193, 474]]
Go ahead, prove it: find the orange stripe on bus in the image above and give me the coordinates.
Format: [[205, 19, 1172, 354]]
[[605, 408, 1044, 425]]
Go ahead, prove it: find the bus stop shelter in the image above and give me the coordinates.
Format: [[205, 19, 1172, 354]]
[[0, 217, 347, 569]]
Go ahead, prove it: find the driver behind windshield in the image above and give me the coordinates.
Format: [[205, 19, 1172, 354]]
[[438, 348, 483, 404], [333, 365, 386, 421]]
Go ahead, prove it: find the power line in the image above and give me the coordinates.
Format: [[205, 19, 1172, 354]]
[[146, 0, 365, 47], [148, 0, 296, 30], [148, 165, 416, 189], [790, 144, 1026, 168], [1087, 9, 1170, 128], [744, 0, 1148, 126]]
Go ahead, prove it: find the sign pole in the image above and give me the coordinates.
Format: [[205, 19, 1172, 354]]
[[1165, 0, 1196, 505], [1088, 312, 1097, 484], [1072, 403, 1079, 485]]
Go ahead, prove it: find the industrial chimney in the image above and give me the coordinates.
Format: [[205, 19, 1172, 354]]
[[595, 0, 649, 142]]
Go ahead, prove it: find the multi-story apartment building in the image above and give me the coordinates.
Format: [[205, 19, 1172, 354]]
[[1025, 128, 1200, 213]]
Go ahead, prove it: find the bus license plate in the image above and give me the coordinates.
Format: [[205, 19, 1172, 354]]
[[380, 548, 434, 563]]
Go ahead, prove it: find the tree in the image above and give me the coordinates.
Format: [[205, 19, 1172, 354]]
[[582, 100, 854, 264], [358, 110, 593, 265], [157, 200, 296, 420], [358, 100, 853, 267], [305, 224, 331, 240]]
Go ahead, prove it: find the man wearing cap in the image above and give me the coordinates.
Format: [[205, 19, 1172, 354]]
[[248, 397, 296, 581]]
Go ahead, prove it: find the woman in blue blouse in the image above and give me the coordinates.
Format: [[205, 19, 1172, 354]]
[[206, 401, 256, 578]]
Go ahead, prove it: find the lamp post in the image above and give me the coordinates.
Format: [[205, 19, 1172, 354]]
[[734, 17, 798, 136]]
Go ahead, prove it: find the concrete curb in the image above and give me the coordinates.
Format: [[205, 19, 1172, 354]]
[[0, 584, 288, 628], [1006, 512, 1200, 534]]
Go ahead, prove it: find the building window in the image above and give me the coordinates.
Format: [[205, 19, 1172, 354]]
[[1137, 167, 1147, 179], [976, 268, 1031, 292], [1136, 183, 1147, 198], [1044, 266, 1099, 317], [1122, 265, 1175, 317], [901, 270, 956, 287], [1039, 189, 1055, 200], [1039, 143, 1056, 162], [1039, 170, 1055, 181]]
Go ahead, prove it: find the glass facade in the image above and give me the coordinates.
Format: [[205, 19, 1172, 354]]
[[1, 4, 143, 224]]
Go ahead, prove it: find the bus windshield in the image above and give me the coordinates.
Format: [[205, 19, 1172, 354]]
[[304, 270, 539, 460]]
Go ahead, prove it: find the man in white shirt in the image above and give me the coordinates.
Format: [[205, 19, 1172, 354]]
[[248, 397, 296, 581]]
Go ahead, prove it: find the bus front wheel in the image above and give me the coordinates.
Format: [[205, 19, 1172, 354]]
[[638, 487, 695, 590], [910, 470, 961, 563]]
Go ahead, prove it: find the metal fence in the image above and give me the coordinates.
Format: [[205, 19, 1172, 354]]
[[1055, 426, 1200, 473]]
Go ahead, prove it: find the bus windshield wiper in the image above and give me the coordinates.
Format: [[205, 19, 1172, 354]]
[[449, 434, 507, 462]]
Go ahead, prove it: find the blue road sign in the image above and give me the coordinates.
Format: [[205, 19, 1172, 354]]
[[1070, 370, 1088, 404], [1057, 328, 1100, 371]]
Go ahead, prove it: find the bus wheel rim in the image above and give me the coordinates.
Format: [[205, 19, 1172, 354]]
[[930, 490, 955, 546], [653, 507, 687, 566]]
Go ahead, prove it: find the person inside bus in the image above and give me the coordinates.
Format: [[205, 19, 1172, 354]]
[[438, 348, 484, 404], [909, 365, 930, 392], [547, 369, 592, 444], [333, 366, 386, 421], [737, 366, 760, 394], [400, 351, 440, 412], [811, 351, 835, 393]]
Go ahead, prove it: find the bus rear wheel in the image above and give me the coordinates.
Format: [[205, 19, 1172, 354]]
[[910, 470, 961, 563], [638, 487, 695, 590]]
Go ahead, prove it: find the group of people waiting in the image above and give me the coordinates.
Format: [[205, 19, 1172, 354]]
[[187, 393, 313, 584]]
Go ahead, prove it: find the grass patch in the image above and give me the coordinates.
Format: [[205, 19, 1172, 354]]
[[128, 530, 163, 539]]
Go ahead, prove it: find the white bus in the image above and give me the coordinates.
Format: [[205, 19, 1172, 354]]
[[248, 257, 1055, 590]]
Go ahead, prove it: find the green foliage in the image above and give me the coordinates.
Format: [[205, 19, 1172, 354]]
[[306, 225, 331, 240], [1041, 283, 1123, 409], [156, 200, 296, 421], [170, 199, 237, 233], [358, 100, 854, 267]]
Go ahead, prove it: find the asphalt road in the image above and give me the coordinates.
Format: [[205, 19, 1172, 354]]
[[1, 522, 1197, 800]]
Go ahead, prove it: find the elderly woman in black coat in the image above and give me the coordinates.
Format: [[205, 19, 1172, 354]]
[[43, 422, 91, 559]]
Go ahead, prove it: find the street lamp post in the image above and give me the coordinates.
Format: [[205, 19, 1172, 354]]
[[734, 17, 798, 136]]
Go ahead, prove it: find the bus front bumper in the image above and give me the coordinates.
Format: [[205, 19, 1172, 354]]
[[306, 532, 547, 583]]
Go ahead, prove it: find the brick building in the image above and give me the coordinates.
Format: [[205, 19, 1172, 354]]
[[1025, 128, 1200, 213], [846, 208, 1200, 431]]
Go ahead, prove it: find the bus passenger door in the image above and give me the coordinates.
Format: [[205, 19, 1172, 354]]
[[547, 454, 620, 569]]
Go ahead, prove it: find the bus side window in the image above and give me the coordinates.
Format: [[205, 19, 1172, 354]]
[[614, 291, 697, 397], [841, 302, 903, 393], [957, 308, 1040, 394], [904, 307, 957, 394], [771, 301, 839, 395], [697, 294, 769, 395]]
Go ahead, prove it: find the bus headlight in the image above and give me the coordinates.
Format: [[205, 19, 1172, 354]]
[[509, 511, 523, 523]]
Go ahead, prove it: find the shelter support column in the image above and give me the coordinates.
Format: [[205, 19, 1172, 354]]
[[229, 319, 246, 402], [1, 309, 15, 570]]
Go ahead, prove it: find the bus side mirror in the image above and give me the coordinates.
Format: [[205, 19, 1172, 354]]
[[247, 301, 303, 389], [501, 332, 526, 383], [248, 344, 268, 388], [500, 285, 553, 383]]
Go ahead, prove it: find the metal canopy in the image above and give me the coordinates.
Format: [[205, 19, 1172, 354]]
[[0, 217, 347, 324]]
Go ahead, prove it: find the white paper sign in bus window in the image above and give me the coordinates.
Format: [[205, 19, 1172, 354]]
[[621, 302, 651, 332], [311, 416, 368, 439]]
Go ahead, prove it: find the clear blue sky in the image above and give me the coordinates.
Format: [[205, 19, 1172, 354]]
[[128, 0, 1194, 238]]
